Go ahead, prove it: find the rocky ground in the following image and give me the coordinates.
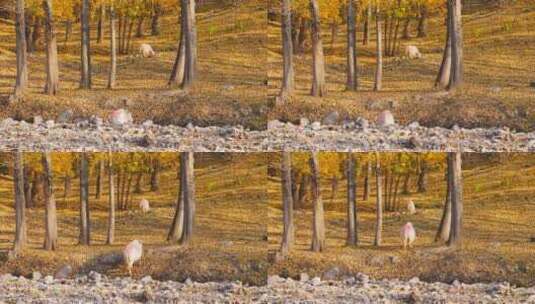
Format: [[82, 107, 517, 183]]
[[1, 114, 534, 152], [0, 272, 534, 303]]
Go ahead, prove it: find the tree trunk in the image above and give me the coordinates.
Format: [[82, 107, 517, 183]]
[[346, 0, 358, 91], [383, 168, 389, 211], [13, 151, 27, 252], [169, 8, 186, 86], [106, 152, 115, 245], [134, 172, 143, 194], [417, 6, 428, 37], [402, 17, 410, 39], [124, 173, 133, 209], [291, 171, 300, 205], [79, 153, 90, 245], [63, 20, 72, 47], [125, 18, 134, 54], [309, 0, 326, 97], [151, 4, 161, 36], [436, 11, 452, 88], [23, 166, 32, 208], [392, 175, 401, 211], [297, 19, 307, 53], [30, 19, 41, 52], [402, 173, 410, 194], [63, 175, 71, 204], [435, 169, 452, 242], [374, 6, 383, 91], [447, 0, 463, 90], [280, 152, 294, 256], [297, 174, 309, 209], [391, 17, 401, 56], [116, 168, 123, 209], [168, 157, 185, 242], [180, 0, 197, 89], [42, 0, 59, 95], [329, 176, 338, 204], [417, 160, 428, 193], [95, 160, 104, 199], [180, 152, 195, 245], [150, 159, 160, 192], [15, 0, 28, 95], [374, 153, 383, 246], [108, 4, 117, 89], [346, 155, 357, 246], [330, 22, 338, 51], [120, 169, 127, 209], [135, 16, 144, 37], [42, 152, 58, 250], [30, 172, 44, 207], [97, 5, 104, 44], [363, 160, 371, 201], [80, 0, 91, 89], [447, 151, 463, 246], [280, 0, 294, 98], [363, 4, 371, 45], [309, 152, 325, 252]]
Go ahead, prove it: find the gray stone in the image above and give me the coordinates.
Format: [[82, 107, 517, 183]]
[[322, 111, 340, 125], [140, 276, 153, 284], [32, 272, 42, 281], [57, 110, 74, 124], [310, 121, 321, 131], [310, 277, 321, 286], [322, 267, 340, 281], [54, 264, 72, 280]]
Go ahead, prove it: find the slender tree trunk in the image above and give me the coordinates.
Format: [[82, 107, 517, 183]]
[[436, 169, 452, 242], [135, 16, 144, 37], [64, 20, 72, 47], [417, 161, 428, 193], [13, 151, 27, 253], [280, 0, 294, 98], [346, 0, 358, 91], [120, 169, 127, 209], [15, 0, 28, 95], [79, 153, 90, 245], [134, 172, 143, 194], [42, 0, 59, 95], [447, 0, 463, 90], [346, 155, 357, 246], [125, 19, 134, 54], [363, 160, 371, 201], [374, 5, 383, 91], [363, 5, 371, 45], [97, 5, 104, 44], [168, 157, 185, 242], [124, 173, 132, 209], [436, 11, 452, 88], [116, 168, 123, 209], [309, 152, 325, 252], [95, 160, 104, 199], [106, 152, 115, 245], [180, 152, 195, 245], [150, 159, 160, 192], [329, 176, 338, 203], [169, 8, 186, 86], [80, 0, 92, 89], [151, 4, 161, 36], [330, 22, 338, 50], [118, 14, 124, 54], [417, 6, 428, 37], [392, 175, 401, 211], [108, 4, 117, 89], [180, 0, 197, 89], [402, 173, 410, 194], [297, 19, 307, 53], [42, 152, 58, 250], [402, 17, 410, 39], [30, 19, 41, 52], [30, 173, 44, 207], [23, 166, 32, 208], [391, 17, 401, 56], [374, 153, 383, 246], [291, 171, 300, 206], [309, 0, 326, 97], [280, 152, 294, 256], [447, 151, 463, 246], [297, 174, 309, 209], [63, 175, 70, 204]]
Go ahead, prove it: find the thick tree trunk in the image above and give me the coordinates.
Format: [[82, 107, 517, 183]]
[[346, 0, 358, 91], [447, 152, 463, 246], [436, 12, 452, 88], [280, 152, 294, 256], [346, 155, 357, 246], [374, 153, 383, 246], [79, 153, 90, 245], [447, 0, 463, 90], [80, 0, 92, 89], [309, 152, 325, 252], [435, 169, 452, 242], [108, 4, 117, 89], [13, 151, 27, 253], [42, 152, 58, 250], [168, 157, 185, 242], [15, 0, 28, 95], [180, 0, 197, 89], [363, 160, 371, 201], [169, 8, 186, 86], [180, 152, 195, 245], [106, 152, 115, 245], [309, 0, 326, 97], [374, 6, 383, 91], [42, 0, 59, 95], [280, 0, 294, 98], [97, 5, 104, 44]]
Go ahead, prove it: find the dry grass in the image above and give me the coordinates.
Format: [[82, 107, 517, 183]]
[[267, 153, 535, 287], [0, 0, 267, 129], [268, 2, 535, 131], [0, 153, 268, 285]]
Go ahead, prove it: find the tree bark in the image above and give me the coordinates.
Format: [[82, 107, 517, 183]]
[[95, 160, 104, 199], [108, 4, 117, 89], [106, 152, 115, 245], [280, 152, 295, 256], [346, 155, 357, 246], [374, 5, 383, 91], [447, 152, 463, 246], [435, 168, 452, 242], [97, 5, 104, 44], [309, 0, 326, 97], [134, 172, 143, 194], [13, 151, 27, 253], [42, 152, 58, 250], [135, 16, 144, 37], [169, 7, 186, 86], [23, 165, 32, 208], [417, 160, 428, 193], [447, 0, 463, 90], [417, 6, 428, 37], [346, 0, 358, 91], [179, 152, 195, 245], [80, 0, 92, 89], [363, 160, 371, 201], [363, 4, 371, 45], [15, 0, 28, 95], [280, 0, 294, 98], [151, 3, 161, 36], [168, 156, 185, 242], [42, 0, 59, 95], [297, 18, 307, 53], [309, 152, 325, 252], [374, 153, 383, 246], [436, 11, 452, 88], [402, 17, 410, 39], [297, 174, 309, 209], [79, 153, 90, 245], [150, 159, 160, 192], [180, 0, 197, 89]]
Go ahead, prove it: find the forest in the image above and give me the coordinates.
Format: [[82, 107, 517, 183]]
[[268, 152, 535, 287], [0, 153, 268, 285], [269, 0, 535, 131]]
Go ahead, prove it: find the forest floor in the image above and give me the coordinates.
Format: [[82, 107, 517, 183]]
[[268, 2, 535, 132], [268, 154, 535, 287], [0, 0, 267, 130], [0, 154, 268, 286]]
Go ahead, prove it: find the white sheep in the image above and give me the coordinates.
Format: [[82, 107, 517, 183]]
[[405, 45, 422, 59], [139, 198, 150, 213], [139, 43, 156, 58], [123, 240, 143, 275], [400, 222, 416, 249]]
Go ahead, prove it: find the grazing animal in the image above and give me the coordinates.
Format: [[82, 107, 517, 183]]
[[139, 198, 150, 213], [401, 222, 416, 249], [405, 45, 422, 59], [139, 43, 156, 58], [123, 240, 143, 275], [407, 199, 416, 215]]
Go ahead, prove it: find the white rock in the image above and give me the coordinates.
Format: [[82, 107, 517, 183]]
[[110, 109, 133, 127]]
